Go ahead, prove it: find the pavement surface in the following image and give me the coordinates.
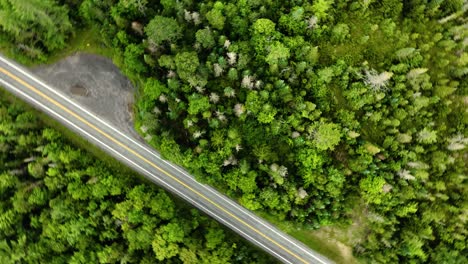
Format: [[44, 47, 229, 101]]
[[32, 53, 138, 138], [0, 53, 333, 264]]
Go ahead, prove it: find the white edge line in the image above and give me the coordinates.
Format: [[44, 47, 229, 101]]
[[0, 55, 330, 264], [0, 79, 294, 264]]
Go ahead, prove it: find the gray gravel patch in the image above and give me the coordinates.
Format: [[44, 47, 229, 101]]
[[32, 53, 141, 140]]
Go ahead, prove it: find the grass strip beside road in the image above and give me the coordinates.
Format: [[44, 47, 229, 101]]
[[255, 211, 361, 264]]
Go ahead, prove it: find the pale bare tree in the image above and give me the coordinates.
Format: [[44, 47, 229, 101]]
[[209, 92, 220, 103], [364, 69, 393, 91]]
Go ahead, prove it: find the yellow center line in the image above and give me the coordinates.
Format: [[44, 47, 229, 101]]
[[0, 66, 310, 264]]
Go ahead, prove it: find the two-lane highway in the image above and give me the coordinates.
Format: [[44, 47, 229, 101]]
[[0, 54, 332, 264]]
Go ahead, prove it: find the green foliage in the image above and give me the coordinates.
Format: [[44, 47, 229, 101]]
[[123, 44, 146, 74], [145, 16, 182, 45], [187, 94, 210, 115], [265, 42, 290, 65], [79, 0, 109, 24], [279, 7, 306, 35], [128, 1, 466, 262], [252, 18, 276, 35], [359, 176, 387, 205], [175, 51, 200, 81], [3, 0, 467, 262], [196, 28, 215, 49], [0, 97, 272, 263], [206, 5, 225, 30], [311, 0, 334, 20], [313, 122, 342, 151], [0, 0, 73, 59], [331, 23, 350, 43]]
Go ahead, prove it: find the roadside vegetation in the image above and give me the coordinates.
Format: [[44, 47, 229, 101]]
[[0, 91, 273, 263], [1, 0, 467, 263]]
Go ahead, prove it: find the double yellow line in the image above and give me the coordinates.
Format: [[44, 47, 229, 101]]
[[0, 66, 311, 264]]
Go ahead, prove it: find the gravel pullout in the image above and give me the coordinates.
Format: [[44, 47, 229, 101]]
[[32, 53, 141, 140]]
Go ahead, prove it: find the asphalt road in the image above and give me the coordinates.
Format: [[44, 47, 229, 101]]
[[0, 54, 333, 264]]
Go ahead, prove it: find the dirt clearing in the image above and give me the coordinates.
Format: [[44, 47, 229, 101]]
[[32, 53, 140, 139]]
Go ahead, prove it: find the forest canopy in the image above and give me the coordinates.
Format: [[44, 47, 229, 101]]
[[0, 95, 272, 263], [1, 0, 467, 263]]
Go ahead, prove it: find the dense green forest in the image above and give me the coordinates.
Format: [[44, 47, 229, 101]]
[[1, 0, 467, 263], [0, 95, 272, 263]]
